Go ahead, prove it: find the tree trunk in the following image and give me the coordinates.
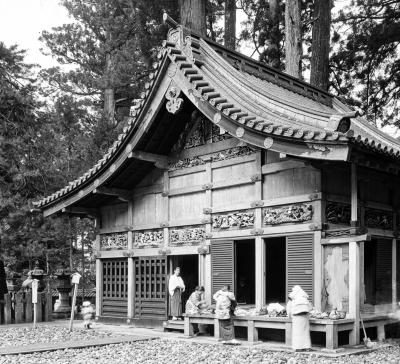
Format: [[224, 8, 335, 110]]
[[310, 0, 332, 90], [267, 0, 281, 68], [224, 0, 236, 50], [104, 53, 115, 124], [179, 0, 207, 36], [285, 0, 302, 78]]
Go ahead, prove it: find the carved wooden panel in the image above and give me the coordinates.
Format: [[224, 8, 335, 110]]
[[326, 201, 351, 225], [100, 233, 128, 250], [169, 226, 206, 246], [134, 230, 164, 248], [263, 204, 313, 225], [364, 208, 393, 230], [212, 211, 255, 230]]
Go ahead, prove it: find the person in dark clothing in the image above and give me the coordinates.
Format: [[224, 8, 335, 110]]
[[0, 260, 8, 300]]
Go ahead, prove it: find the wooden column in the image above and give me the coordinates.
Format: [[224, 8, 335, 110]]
[[204, 161, 213, 304], [351, 163, 358, 226], [95, 257, 102, 318], [127, 230, 134, 321], [204, 253, 212, 305], [313, 230, 322, 311], [392, 238, 397, 309], [254, 151, 265, 310], [163, 171, 170, 248], [349, 240, 360, 345], [255, 236, 265, 310]]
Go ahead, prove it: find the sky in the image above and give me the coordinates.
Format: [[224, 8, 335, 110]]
[[0, 0, 71, 67]]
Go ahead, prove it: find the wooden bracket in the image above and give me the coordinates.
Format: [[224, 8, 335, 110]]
[[93, 187, 132, 202], [250, 228, 264, 236], [122, 250, 135, 258], [202, 183, 213, 190], [128, 150, 171, 170], [250, 174, 262, 182], [62, 207, 100, 219]]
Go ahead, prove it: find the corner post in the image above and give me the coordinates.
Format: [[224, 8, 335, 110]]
[[95, 232, 102, 318], [127, 229, 134, 321], [392, 238, 397, 309]]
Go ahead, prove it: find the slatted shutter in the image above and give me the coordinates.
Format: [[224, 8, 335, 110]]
[[375, 239, 392, 303], [102, 259, 128, 317], [286, 234, 314, 301], [211, 240, 234, 297]]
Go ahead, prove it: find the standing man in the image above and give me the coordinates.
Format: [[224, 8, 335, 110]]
[[168, 267, 185, 320]]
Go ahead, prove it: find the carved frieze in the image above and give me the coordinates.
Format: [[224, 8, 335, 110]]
[[169, 146, 256, 170], [134, 230, 164, 248], [364, 208, 393, 230], [326, 201, 351, 225], [169, 227, 206, 245], [212, 211, 255, 230], [263, 204, 313, 225], [100, 233, 128, 250]]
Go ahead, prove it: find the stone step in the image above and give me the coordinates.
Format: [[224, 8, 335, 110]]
[[163, 319, 185, 331]]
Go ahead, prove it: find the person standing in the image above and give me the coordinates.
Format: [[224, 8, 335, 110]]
[[287, 285, 312, 351], [168, 267, 185, 320], [214, 285, 238, 344], [0, 260, 8, 300]]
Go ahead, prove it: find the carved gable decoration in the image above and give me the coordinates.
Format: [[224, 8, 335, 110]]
[[169, 227, 206, 246], [263, 204, 313, 225], [364, 209, 393, 230], [212, 211, 255, 230], [165, 85, 183, 114], [326, 201, 351, 225], [134, 230, 164, 248], [100, 233, 128, 250]]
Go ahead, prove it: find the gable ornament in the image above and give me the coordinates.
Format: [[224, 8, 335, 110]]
[[165, 85, 183, 114]]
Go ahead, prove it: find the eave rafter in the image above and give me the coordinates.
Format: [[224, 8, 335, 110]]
[[93, 187, 132, 202], [61, 207, 100, 219], [128, 150, 172, 170]]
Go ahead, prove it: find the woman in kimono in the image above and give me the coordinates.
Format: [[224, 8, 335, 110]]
[[168, 267, 185, 320], [213, 285, 238, 344], [287, 285, 312, 351], [185, 286, 206, 335]]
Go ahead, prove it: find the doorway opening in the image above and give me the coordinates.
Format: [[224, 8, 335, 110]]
[[265, 237, 286, 303], [235, 239, 255, 305], [169, 255, 199, 311]]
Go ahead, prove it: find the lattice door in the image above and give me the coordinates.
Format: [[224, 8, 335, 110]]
[[102, 259, 128, 317], [133, 257, 167, 320]]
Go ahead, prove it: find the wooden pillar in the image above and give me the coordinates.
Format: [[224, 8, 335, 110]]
[[351, 163, 358, 226], [127, 230, 134, 321], [204, 253, 212, 305], [392, 238, 397, 309], [349, 240, 360, 345], [313, 230, 322, 311], [255, 236, 265, 310], [94, 233, 102, 318], [204, 161, 212, 305]]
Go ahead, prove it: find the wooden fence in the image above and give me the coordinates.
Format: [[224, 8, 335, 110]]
[[0, 291, 52, 325]]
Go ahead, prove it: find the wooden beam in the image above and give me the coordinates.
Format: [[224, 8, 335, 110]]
[[321, 234, 370, 245], [93, 187, 132, 202], [128, 150, 171, 169], [61, 207, 100, 219]]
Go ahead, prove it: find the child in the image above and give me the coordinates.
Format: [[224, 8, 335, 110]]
[[81, 301, 94, 329]]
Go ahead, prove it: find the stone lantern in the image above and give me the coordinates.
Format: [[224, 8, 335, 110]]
[[22, 261, 46, 291], [53, 267, 72, 318], [6, 270, 22, 293]]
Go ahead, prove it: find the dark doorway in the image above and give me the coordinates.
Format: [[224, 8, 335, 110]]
[[169, 255, 199, 312], [235, 240, 255, 304], [265, 237, 286, 303]]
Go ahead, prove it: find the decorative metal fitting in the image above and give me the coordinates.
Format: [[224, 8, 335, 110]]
[[250, 174, 262, 182], [160, 222, 169, 228], [250, 200, 264, 208], [202, 183, 213, 190], [203, 207, 212, 214], [250, 228, 264, 236], [197, 245, 210, 255]]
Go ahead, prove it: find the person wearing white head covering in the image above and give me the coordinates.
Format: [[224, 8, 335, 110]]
[[287, 285, 312, 351], [168, 267, 185, 320]]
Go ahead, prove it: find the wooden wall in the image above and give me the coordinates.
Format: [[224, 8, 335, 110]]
[[101, 203, 128, 230]]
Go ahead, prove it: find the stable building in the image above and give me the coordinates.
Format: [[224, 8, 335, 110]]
[[35, 17, 400, 346]]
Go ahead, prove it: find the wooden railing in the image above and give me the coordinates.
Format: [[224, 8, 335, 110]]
[[0, 292, 52, 325]]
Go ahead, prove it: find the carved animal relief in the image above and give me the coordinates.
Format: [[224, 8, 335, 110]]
[[169, 227, 206, 245], [263, 204, 313, 225], [134, 230, 164, 248], [100, 233, 128, 250], [212, 211, 255, 230]]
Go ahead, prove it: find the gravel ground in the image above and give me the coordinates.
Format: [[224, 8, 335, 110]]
[[0, 325, 114, 348], [1, 339, 400, 364]]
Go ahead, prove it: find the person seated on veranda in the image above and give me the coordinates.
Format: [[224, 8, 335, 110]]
[[185, 286, 207, 315]]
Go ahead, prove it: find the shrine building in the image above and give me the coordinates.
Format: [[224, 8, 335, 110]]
[[35, 15, 400, 346]]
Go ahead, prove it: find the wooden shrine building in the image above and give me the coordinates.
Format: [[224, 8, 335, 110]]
[[35, 16, 400, 345]]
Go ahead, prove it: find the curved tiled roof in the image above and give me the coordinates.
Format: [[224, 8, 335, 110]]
[[35, 19, 400, 210]]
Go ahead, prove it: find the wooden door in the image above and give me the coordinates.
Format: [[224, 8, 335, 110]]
[[102, 259, 128, 317], [133, 256, 168, 320]]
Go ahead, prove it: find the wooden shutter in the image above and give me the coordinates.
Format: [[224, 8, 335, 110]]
[[211, 240, 234, 297], [286, 234, 314, 301]]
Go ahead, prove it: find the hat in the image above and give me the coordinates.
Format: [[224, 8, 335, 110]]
[[82, 301, 91, 307]]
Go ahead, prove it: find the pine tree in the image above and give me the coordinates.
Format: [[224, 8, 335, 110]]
[[285, 0, 302, 78], [224, 0, 236, 50]]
